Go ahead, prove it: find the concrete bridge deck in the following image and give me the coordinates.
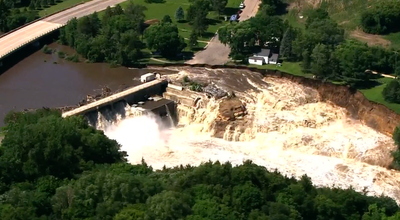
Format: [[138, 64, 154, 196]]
[[62, 80, 167, 118], [0, 0, 126, 59]]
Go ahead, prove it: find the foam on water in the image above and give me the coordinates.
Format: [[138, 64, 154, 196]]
[[100, 68, 400, 204]]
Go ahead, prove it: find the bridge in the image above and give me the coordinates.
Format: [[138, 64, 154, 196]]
[[62, 80, 169, 118], [0, 0, 127, 60]]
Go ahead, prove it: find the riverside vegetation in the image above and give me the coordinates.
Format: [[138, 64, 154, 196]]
[[0, 0, 93, 33], [2, 109, 400, 220], [55, 0, 240, 64]]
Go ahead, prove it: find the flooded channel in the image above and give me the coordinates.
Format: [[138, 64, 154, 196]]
[[0, 43, 154, 126]]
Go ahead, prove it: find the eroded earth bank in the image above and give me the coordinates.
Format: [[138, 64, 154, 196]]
[[89, 67, 400, 204]]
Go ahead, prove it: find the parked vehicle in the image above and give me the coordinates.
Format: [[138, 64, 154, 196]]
[[141, 73, 156, 83], [239, 2, 245, 9]]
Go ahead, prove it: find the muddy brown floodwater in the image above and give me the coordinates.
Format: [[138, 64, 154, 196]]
[[0, 43, 163, 126]]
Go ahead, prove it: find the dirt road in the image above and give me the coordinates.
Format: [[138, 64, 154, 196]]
[[186, 0, 261, 65], [0, 0, 126, 59]]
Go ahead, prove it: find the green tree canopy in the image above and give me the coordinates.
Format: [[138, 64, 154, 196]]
[[144, 22, 186, 57], [0, 109, 126, 185]]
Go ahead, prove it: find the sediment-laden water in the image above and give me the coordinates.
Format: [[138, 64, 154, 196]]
[[98, 67, 400, 204]]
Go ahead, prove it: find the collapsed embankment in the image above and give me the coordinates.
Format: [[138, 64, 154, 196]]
[[144, 63, 400, 137]]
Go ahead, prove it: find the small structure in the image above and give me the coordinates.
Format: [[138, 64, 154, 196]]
[[248, 56, 264, 65], [248, 48, 280, 65], [269, 53, 279, 65], [230, 14, 238, 22], [253, 49, 271, 64], [141, 73, 156, 83]]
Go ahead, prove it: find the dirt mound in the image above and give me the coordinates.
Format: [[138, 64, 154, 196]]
[[350, 29, 391, 47]]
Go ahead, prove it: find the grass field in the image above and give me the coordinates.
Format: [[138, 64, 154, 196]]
[[39, 0, 91, 17], [281, 0, 400, 50]]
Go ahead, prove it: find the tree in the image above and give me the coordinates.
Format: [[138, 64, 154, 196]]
[[187, 0, 210, 35], [0, 0, 10, 32], [211, 0, 227, 15], [310, 43, 330, 78], [113, 4, 124, 15], [0, 110, 126, 184], [145, 191, 193, 220], [189, 30, 198, 49], [144, 23, 186, 57], [382, 80, 400, 103], [175, 6, 184, 22], [332, 40, 373, 82], [28, 0, 35, 10], [305, 8, 329, 28], [162, 14, 172, 23], [279, 26, 297, 60]]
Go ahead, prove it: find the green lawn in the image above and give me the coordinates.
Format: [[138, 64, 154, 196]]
[[39, 0, 91, 17], [249, 61, 313, 77], [359, 77, 400, 113], [119, 0, 236, 40], [282, 0, 400, 50]]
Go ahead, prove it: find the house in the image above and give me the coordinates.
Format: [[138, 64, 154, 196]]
[[248, 48, 280, 65], [248, 56, 264, 65], [253, 49, 271, 64], [269, 53, 279, 65]]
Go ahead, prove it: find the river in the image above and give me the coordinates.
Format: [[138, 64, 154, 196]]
[[0, 43, 155, 126]]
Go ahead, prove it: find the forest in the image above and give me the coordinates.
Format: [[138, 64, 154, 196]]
[[360, 0, 400, 35], [1, 109, 400, 219], [0, 0, 39, 33]]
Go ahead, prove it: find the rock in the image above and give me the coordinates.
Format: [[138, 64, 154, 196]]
[[203, 84, 227, 99], [217, 98, 247, 121]]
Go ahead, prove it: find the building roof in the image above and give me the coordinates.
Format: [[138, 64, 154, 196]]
[[255, 49, 270, 57], [249, 56, 264, 61], [270, 53, 279, 63]]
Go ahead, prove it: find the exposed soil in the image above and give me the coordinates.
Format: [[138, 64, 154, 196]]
[[350, 29, 391, 47]]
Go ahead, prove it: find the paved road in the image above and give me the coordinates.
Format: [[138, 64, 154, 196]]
[[0, 0, 127, 59], [186, 0, 260, 65]]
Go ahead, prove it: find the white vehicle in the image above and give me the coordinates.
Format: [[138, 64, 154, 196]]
[[140, 73, 156, 83], [239, 2, 245, 9]]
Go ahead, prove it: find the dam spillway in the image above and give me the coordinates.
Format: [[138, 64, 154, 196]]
[[61, 79, 169, 118], [98, 66, 400, 205]]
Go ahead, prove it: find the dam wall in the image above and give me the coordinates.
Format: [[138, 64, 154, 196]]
[[62, 80, 168, 118], [144, 63, 400, 136]]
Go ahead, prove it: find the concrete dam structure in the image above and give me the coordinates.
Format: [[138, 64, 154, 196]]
[[61, 79, 181, 128]]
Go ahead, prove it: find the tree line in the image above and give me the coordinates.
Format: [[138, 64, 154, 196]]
[[361, 0, 400, 35], [58, 0, 227, 64], [1, 109, 400, 219], [0, 0, 39, 33]]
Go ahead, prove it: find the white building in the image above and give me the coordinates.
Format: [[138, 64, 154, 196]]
[[248, 48, 279, 65], [248, 56, 264, 65]]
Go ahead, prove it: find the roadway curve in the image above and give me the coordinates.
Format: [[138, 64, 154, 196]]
[[186, 0, 261, 65], [0, 0, 127, 59]]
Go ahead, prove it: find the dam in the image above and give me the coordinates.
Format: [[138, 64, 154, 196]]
[[60, 66, 400, 205]]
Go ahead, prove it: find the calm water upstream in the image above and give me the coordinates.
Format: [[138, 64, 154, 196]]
[[0, 43, 155, 126]]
